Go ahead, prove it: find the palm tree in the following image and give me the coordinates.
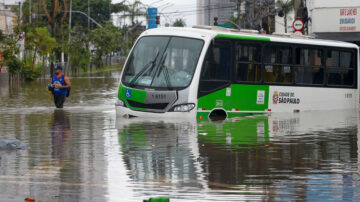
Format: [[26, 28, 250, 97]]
[[276, 0, 295, 33], [126, 0, 145, 27], [243, 0, 276, 31], [173, 18, 186, 27]]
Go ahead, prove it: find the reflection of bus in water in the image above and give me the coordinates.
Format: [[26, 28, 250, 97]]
[[114, 110, 359, 200], [115, 26, 359, 119]]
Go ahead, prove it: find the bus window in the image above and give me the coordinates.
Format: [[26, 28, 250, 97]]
[[295, 48, 324, 85], [236, 44, 261, 82], [199, 41, 231, 94], [264, 46, 292, 84], [327, 50, 355, 86]]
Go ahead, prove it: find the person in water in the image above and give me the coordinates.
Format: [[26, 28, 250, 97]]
[[50, 65, 71, 108]]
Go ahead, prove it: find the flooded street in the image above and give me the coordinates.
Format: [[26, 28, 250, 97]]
[[0, 72, 360, 201]]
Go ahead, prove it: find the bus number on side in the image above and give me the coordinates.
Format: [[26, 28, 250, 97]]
[[345, 93, 353, 99]]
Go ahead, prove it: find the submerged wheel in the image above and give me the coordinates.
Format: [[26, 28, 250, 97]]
[[209, 109, 227, 121]]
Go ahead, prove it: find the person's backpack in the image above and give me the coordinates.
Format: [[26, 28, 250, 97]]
[[63, 75, 71, 97]]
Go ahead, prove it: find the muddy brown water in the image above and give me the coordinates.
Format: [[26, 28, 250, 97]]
[[0, 71, 360, 201]]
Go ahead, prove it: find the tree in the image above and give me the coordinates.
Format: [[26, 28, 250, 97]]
[[89, 23, 122, 68], [41, 0, 68, 33], [173, 18, 186, 27], [243, 0, 276, 31], [276, 0, 295, 33], [0, 31, 21, 76], [126, 0, 145, 27], [69, 34, 91, 73], [26, 27, 56, 70], [71, 0, 127, 30]]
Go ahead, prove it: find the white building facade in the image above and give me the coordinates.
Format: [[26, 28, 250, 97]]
[[197, 0, 237, 26], [308, 0, 360, 42], [275, 0, 360, 42]]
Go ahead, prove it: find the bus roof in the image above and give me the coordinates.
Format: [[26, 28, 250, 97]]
[[141, 27, 359, 50]]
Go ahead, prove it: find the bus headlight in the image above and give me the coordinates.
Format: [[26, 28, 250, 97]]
[[170, 103, 196, 112], [115, 99, 125, 107]]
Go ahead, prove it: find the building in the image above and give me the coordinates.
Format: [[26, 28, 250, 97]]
[[198, 0, 360, 44], [275, 0, 360, 43], [308, 0, 360, 43], [197, 0, 276, 33], [0, 3, 17, 35], [197, 0, 237, 26]]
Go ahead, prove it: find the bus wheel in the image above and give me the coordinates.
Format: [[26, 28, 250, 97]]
[[209, 109, 227, 121]]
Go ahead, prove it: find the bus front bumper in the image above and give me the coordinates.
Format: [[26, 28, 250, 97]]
[[115, 105, 196, 119]]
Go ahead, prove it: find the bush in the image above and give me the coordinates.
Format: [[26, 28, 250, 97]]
[[22, 62, 45, 81], [6, 56, 23, 75]]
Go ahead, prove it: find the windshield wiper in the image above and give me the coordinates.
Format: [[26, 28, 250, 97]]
[[129, 51, 159, 87], [156, 53, 172, 90]]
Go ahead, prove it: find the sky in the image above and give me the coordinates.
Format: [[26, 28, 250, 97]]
[[113, 0, 197, 27]]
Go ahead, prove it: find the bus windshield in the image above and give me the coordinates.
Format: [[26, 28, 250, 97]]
[[122, 36, 204, 89]]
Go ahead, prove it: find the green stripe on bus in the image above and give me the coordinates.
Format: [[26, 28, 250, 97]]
[[118, 84, 147, 111], [198, 84, 270, 112], [215, 34, 270, 42], [119, 84, 146, 103]]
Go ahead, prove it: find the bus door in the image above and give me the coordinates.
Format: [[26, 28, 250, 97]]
[[198, 39, 233, 111]]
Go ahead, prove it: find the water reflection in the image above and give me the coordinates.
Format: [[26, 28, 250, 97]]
[[114, 110, 360, 201], [0, 72, 118, 201], [1, 70, 360, 201], [50, 110, 71, 158]]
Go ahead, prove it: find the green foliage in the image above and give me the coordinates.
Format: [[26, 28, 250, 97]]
[[71, 0, 127, 30], [225, 16, 238, 28], [127, 0, 145, 26], [26, 27, 56, 70], [6, 57, 23, 75], [89, 23, 122, 68], [21, 61, 45, 81], [69, 36, 91, 72], [0, 31, 22, 75], [8, 0, 141, 82], [276, 0, 295, 33], [173, 18, 186, 27], [276, 0, 295, 15], [26, 27, 56, 57]]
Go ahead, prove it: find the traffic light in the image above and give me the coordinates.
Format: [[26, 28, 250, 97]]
[[155, 16, 160, 25]]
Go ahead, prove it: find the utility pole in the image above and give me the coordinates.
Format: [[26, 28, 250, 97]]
[[208, 0, 211, 26], [236, 0, 242, 28], [88, 0, 90, 31], [66, 0, 73, 74]]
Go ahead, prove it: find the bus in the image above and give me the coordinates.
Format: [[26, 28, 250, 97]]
[[116, 26, 359, 119]]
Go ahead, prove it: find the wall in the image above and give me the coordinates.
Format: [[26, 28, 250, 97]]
[[307, 0, 360, 41]]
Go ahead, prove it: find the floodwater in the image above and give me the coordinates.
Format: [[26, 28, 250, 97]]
[[0, 72, 360, 201]]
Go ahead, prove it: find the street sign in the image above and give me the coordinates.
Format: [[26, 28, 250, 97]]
[[292, 19, 305, 31], [147, 8, 158, 29], [233, 11, 238, 18]]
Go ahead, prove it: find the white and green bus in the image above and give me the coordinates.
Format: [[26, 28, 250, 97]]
[[116, 26, 359, 119]]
